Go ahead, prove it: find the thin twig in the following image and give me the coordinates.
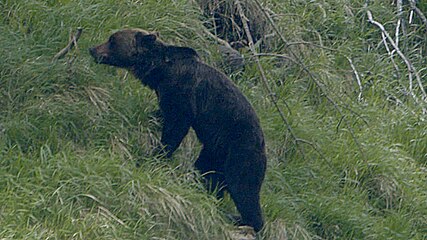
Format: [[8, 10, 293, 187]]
[[234, 0, 303, 157], [295, 138, 333, 169], [53, 27, 83, 61], [395, 0, 403, 49], [409, 0, 427, 30], [253, 0, 363, 112], [286, 41, 338, 52], [366, 6, 427, 101], [203, 27, 233, 49], [346, 57, 363, 102], [253, 0, 368, 161], [409, 7, 414, 24], [381, 32, 400, 78]]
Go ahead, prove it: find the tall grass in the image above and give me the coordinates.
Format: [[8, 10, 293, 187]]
[[1, 0, 426, 239]]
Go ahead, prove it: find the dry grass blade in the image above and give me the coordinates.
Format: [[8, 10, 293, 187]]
[[85, 86, 111, 111], [98, 206, 128, 227]]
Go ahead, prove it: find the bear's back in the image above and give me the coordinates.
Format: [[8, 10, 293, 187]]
[[191, 62, 264, 149]]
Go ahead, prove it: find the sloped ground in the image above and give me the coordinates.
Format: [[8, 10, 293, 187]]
[[0, 0, 426, 239]]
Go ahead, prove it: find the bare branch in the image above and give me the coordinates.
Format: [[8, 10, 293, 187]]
[[234, 0, 303, 157], [286, 41, 338, 52], [202, 27, 233, 49], [409, 0, 427, 29], [253, 0, 368, 160], [53, 27, 83, 61], [366, 6, 427, 102], [395, 0, 404, 48], [381, 32, 401, 78], [254, 53, 295, 64], [346, 57, 363, 102]]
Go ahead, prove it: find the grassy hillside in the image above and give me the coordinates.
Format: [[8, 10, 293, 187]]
[[1, 0, 426, 239]]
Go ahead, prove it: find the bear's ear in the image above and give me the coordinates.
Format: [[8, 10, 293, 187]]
[[135, 32, 157, 49], [152, 31, 160, 38]]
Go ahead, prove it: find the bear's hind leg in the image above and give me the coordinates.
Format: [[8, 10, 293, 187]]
[[225, 151, 266, 232], [194, 147, 226, 199], [227, 181, 264, 232]]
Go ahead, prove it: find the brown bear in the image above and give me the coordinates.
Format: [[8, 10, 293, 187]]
[[89, 29, 267, 232]]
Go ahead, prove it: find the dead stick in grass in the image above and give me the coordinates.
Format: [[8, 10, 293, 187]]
[[381, 31, 401, 79], [203, 28, 233, 49], [251, 0, 368, 163], [366, 6, 427, 102], [346, 57, 363, 102], [409, 0, 427, 30], [395, 0, 404, 48], [234, 0, 306, 160], [53, 27, 83, 61], [254, 0, 369, 122]]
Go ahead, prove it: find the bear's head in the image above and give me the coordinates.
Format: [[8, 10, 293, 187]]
[[89, 28, 162, 68]]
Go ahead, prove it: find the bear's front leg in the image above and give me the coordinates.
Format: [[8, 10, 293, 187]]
[[158, 112, 191, 158], [155, 91, 193, 158]]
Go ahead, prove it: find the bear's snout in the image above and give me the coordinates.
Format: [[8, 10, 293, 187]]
[[89, 47, 102, 60], [89, 47, 97, 57], [89, 46, 107, 64]]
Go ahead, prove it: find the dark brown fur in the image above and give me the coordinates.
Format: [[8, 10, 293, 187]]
[[89, 29, 267, 231]]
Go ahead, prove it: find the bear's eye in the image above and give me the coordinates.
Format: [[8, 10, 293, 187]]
[[109, 41, 116, 50], [108, 37, 116, 48]]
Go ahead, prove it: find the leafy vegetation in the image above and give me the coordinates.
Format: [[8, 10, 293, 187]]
[[1, 0, 426, 239]]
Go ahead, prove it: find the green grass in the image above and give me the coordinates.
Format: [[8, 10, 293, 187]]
[[1, 0, 426, 239]]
